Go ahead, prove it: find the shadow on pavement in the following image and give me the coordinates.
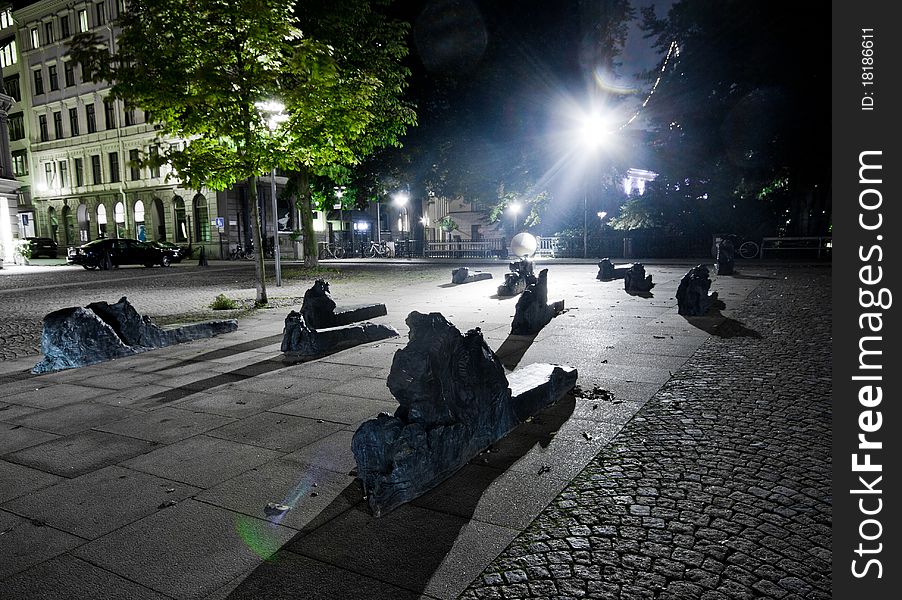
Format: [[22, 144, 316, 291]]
[[683, 312, 762, 338], [625, 290, 654, 299], [150, 334, 285, 370], [494, 333, 538, 370], [226, 394, 577, 599]]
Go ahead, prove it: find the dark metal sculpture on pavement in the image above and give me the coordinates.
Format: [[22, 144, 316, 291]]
[[715, 239, 735, 275], [352, 311, 577, 516], [511, 268, 565, 334], [300, 279, 387, 328], [497, 258, 537, 296], [623, 263, 654, 293], [676, 265, 722, 316], [451, 267, 493, 284]]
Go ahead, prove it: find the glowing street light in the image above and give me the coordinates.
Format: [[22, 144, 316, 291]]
[[597, 211, 607, 220], [508, 201, 522, 233], [577, 111, 611, 259], [255, 99, 288, 286]]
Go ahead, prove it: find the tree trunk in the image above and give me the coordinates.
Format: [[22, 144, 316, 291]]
[[248, 175, 268, 304], [297, 168, 318, 267]]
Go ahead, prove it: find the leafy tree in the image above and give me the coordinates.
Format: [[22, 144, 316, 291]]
[[280, 0, 416, 266], [70, 0, 303, 304], [629, 0, 830, 238]]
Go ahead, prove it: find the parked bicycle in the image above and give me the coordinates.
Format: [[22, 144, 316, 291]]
[[318, 243, 346, 260], [712, 234, 760, 260], [365, 240, 394, 258], [228, 243, 254, 261]]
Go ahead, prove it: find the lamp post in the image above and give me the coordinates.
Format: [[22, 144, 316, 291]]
[[256, 100, 288, 286], [578, 112, 608, 259], [335, 186, 345, 253], [508, 202, 521, 235], [393, 190, 409, 257]]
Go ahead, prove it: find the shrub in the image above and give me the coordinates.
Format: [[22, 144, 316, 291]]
[[210, 294, 239, 310]]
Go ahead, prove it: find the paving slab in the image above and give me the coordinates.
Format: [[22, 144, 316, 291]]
[[195, 457, 358, 531], [321, 376, 393, 401], [1, 382, 102, 409], [283, 429, 358, 475], [205, 412, 342, 453], [224, 550, 421, 600], [0, 421, 59, 454], [0, 459, 62, 503], [4, 430, 159, 478], [95, 406, 237, 443], [5, 401, 141, 435], [72, 499, 296, 600], [171, 387, 295, 418], [2, 465, 200, 539], [0, 553, 170, 600], [288, 502, 515, 597], [268, 391, 397, 426], [122, 434, 283, 488], [0, 509, 85, 580]]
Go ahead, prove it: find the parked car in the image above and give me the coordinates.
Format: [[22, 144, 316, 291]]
[[24, 237, 59, 259], [68, 238, 179, 269], [149, 240, 191, 263]]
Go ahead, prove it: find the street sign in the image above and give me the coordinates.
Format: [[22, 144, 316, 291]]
[[215, 217, 225, 228]]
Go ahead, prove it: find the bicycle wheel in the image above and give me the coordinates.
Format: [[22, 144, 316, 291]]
[[333, 246, 345, 259], [738, 241, 759, 259], [365, 246, 377, 258]]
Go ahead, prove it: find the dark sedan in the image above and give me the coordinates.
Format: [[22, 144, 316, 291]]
[[149, 241, 191, 263], [25, 237, 59, 258], [68, 238, 179, 269]]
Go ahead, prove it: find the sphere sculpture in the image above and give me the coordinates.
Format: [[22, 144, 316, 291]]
[[510, 232, 538, 258]]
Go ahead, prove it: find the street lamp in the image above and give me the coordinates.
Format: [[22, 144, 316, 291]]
[[392, 191, 409, 257], [256, 99, 288, 286], [335, 186, 346, 254], [508, 202, 522, 234], [578, 112, 610, 259]]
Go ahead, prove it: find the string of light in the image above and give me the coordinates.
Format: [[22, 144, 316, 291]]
[[618, 40, 679, 130]]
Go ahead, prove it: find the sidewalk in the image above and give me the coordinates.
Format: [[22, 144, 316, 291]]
[[0, 264, 808, 599]]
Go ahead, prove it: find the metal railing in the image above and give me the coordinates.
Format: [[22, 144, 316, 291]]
[[425, 239, 507, 258], [759, 236, 832, 259]]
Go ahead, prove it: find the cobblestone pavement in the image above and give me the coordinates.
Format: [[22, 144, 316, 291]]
[[0, 262, 450, 361], [461, 268, 832, 600]]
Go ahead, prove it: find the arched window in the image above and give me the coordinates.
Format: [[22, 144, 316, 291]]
[[193, 193, 210, 242], [97, 204, 108, 238], [77, 203, 91, 243], [134, 200, 146, 241], [61, 205, 74, 247], [173, 196, 187, 242], [47, 206, 58, 243], [152, 198, 166, 240], [114, 201, 126, 238]]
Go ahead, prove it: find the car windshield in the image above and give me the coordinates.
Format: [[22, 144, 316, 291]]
[[82, 239, 110, 248]]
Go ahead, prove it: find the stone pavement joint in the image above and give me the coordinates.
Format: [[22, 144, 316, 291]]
[[459, 269, 831, 599]]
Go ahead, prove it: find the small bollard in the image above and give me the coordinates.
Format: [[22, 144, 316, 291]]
[[198, 245, 208, 267]]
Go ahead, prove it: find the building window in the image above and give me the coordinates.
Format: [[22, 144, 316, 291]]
[[12, 150, 28, 176], [104, 98, 116, 129], [193, 194, 211, 242], [86, 103, 96, 133], [0, 37, 16, 69], [0, 8, 12, 30], [3, 75, 19, 102], [74, 157, 84, 187], [78, 9, 89, 32], [60, 15, 70, 39], [95, 2, 106, 26], [69, 107, 80, 136], [45, 162, 55, 188], [38, 115, 49, 142], [8, 112, 24, 141], [149, 145, 160, 178], [53, 111, 63, 139], [48, 65, 59, 91], [108, 152, 120, 183], [44, 21, 54, 45], [91, 154, 102, 184], [64, 61, 75, 87], [33, 69, 44, 95], [124, 106, 136, 126], [59, 160, 69, 188], [129, 149, 140, 180], [31, 27, 40, 49]]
